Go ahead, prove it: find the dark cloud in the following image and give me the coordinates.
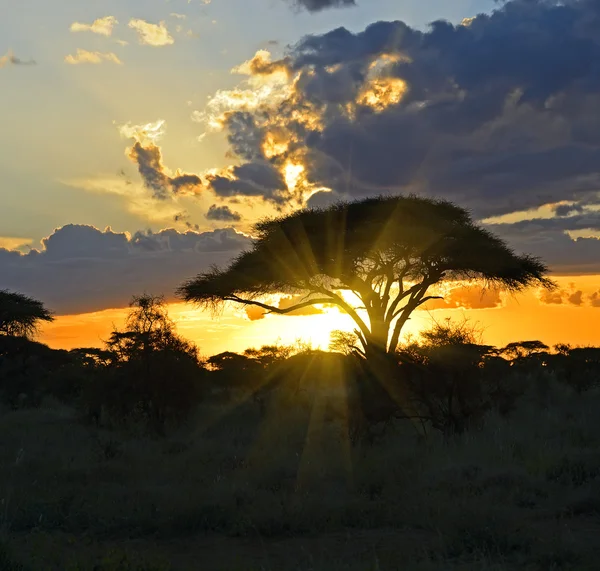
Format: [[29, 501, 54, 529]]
[[128, 142, 202, 199], [485, 212, 600, 273], [206, 160, 287, 203], [0, 225, 251, 314], [213, 0, 600, 225], [290, 0, 356, 13], [554, 203, 585, 217], [206, 204, 242, 222]]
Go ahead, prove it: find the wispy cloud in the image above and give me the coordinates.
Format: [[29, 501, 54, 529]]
[[128, 19, 174, 46], [65, 49, 123, 65], [70, 16, 118, 36], [0, 50, 36, 68]]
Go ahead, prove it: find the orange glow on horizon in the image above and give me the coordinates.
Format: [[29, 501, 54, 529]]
[[38, 275, 600, 356]]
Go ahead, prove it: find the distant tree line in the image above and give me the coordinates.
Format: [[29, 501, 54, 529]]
[[1, 289, 599, 442]]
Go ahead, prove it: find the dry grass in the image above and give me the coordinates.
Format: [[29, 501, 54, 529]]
[[1, 377, 599, 570]]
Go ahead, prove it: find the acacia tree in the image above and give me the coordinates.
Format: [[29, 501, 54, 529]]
[[179, 196, 553, 362], [0, 290, 54, 339]]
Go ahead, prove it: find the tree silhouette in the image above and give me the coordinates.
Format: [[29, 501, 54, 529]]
[[179, 195, 553, 362], [101, 294, 203, 434], [0, 290, 54, 339]]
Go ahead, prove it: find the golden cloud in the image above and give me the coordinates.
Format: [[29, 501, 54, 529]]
[[357, 77, 408, 112], [65, 49, 123, 65], [0, 236, 33, 251], [118, 119, 166, 145], [70, 16, 118, 36], [232, 50, 291, 79], [128, 19, 174, 46]]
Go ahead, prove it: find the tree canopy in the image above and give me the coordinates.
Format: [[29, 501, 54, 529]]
[[0, 290, 54, 339], [179, 195, 554, 358]]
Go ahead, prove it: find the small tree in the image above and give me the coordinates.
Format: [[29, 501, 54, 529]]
[[0, 290, 54, 338], [180, 195, 553, 362], [100, 294, 203, 434]]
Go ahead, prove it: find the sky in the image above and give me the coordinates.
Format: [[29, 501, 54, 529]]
[[1, 0, 599, 354]]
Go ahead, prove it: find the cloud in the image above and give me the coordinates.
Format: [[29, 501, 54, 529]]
[[289, 0, 356, 12], [70, 16, 118, 36], [65, 49, 122, 65], [0, 50, 35, 68], [537, 283, 595, 307], [118, 120, 202, 199], [485, 214, 600, 274], [206, 161, 288, 204], [127, 143, 202, 198], [0, 225, 251, 315], [129, 19, 174, 46], [590, 291, 600, 308], [206, 205, 242, 222], [232, 50, 291, 78], [0, 237, 33, 251], [538, 283, 585, 306], [421, 284, 504, 311], [191, 0, 600, 231]]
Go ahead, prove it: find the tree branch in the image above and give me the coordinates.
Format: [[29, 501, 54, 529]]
[[224, 295, 332, 316]]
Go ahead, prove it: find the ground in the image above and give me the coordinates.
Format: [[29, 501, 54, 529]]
[[1, 376, 600, 570]]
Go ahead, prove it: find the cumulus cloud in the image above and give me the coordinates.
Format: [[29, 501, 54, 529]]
[[70, 16, 118, 36], [128, 19, 174, 46], [65, 49, 122, 65], [0, 225, 251, 315], [289, 0, 356, 12], [590, 291, 600, 307], [118, 120, 202, 199], [0, 50, 35, 68], [188, 0, 600, 270], [206, 205, 242, 222]]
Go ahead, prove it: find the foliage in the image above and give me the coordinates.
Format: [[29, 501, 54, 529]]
[[0, 290, 54, 339], [94, 294, 204, 434], [399, 319, 514, 435], [0, 335, 70, 408], [180, 195, 553, 358]]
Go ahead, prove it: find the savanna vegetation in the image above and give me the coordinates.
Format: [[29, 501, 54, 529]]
[[1, 197, 599, 570]]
